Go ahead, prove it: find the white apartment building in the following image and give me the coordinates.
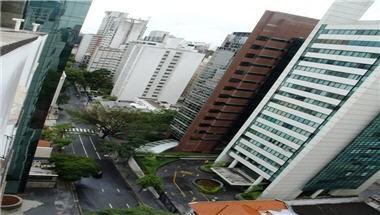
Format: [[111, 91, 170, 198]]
[[214, 0, 380, 200], [112, 32, 205, 105], [75, 34, 94, 63], [87, 46, 125, 73], [86, 11, 148, 73], [0, 28, 47, 198]]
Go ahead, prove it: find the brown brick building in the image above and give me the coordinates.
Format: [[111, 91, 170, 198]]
[[175, 11, 318, 152]]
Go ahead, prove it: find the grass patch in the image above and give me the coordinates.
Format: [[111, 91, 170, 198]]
[[235, 185, 263, 200], [199, 163, 214, 173], [135, 154, 177, 175]]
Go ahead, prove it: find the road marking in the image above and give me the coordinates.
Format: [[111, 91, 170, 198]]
[[126, 203, 130, 208], [78, 134, 88, 157], [101, 188, 104, 192], [71, 142, 76, 154], [108, 203, 113, 208], [116, 188, 120, 193], [173, 171, 186, 197], [89, 136, 102, 160]]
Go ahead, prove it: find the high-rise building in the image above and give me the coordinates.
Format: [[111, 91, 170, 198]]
[[175, 11, 318, 152], [111, 31, 205, 105], [85, 11, 148, 72], [214, 0, 380, 200], [5, 0, 92, 193], [170, 32, 250, 140], [0, 28, 47, 199]]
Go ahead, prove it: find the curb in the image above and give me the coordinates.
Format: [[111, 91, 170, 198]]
[[69, 182, 83, 215]]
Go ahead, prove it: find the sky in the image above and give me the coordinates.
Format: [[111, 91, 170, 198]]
[[80, 0, 380, 48]]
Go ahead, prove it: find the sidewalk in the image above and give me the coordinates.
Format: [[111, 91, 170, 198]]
[[2, 181, 80, 215], [113, 161, 167, 211]]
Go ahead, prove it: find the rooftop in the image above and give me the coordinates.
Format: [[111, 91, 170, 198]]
[[136, 139, 178, 154], [37, 140, 51, 148], [211, 167, 254, 186], [0, 28, 44, 56], [189, 199, 293, 215]]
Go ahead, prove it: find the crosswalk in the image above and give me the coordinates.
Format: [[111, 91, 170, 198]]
[[65, 127, 97, 134]]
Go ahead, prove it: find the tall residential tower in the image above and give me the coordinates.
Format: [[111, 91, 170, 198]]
[[175, 11, 318, 152]]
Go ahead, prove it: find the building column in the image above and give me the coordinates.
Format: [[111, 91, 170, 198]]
[[311, 189, 324, 199], [228, 159, 238, 168], [253, 176, 264, 186]]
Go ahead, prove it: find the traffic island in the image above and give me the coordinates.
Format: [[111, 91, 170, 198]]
[[193, 178, 223, 194]]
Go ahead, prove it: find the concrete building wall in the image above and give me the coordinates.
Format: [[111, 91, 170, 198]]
[[113, 46, 164, 101], [0, 30, 47, 199], [75, 34, 94, 62], [157, 51, 204, 104], [112, 40, 205, 104], [87, 46, 125, 74]]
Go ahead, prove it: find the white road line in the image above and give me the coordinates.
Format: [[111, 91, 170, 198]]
[[108, 203, 113, 208], [101, 188, 104, 192], [116, 188, 120, 193], [75, 128, 79, 132], [78, 134, 88, 157], [126, 203, 130, 208], [79, 128, 83, 132], [71, 142, 76, 154], [89, 136, 102, 160]]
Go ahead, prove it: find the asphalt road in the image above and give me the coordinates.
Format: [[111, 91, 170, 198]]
[[59, 88, 138, 212]]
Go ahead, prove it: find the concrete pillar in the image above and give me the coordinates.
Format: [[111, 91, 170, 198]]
[[248, 176, 264, 191], [32, 23, 40, 32], [12, 18, 24, 31], [311, 189, 324, 199], [228, 159, 238, 168], [253, 176, 264, 186]]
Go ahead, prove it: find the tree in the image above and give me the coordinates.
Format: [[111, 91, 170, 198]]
[[137, 174, 163, 192], [41, 123, 73, 150], [65, 66, 86, 86], [68, 105, 138, 138], [84, 69, 113, 95], [85, 206, 175, 215], [50, 153, 101, 181]]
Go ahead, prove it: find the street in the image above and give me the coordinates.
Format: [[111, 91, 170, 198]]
[[59, 88, 138, 212]]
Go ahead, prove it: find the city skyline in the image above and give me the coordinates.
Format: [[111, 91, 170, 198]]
[[81, 0, 380, 48]]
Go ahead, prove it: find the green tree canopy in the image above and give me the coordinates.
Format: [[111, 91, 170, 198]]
[[137, 174, 163, 192], [68, 105, 176, 139], [85, 206, 175, 215], [84, 69, 113, 95], [50, 153, 101, 181], [41, 123, 73, 149]]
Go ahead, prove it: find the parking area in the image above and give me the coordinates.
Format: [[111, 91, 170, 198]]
[[156, 159, 242, 213]]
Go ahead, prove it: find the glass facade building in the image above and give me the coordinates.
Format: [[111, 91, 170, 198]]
[[214, 0, 380, 199], [304, 114, 380, 191], [6, 0, 91, 193]]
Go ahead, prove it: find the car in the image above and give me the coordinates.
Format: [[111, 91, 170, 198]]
[[92, 170, 103, 179]]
